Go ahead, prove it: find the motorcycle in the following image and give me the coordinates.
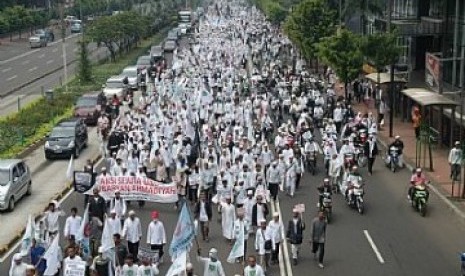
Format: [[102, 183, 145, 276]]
[[384, 146, 399, 172], [346, 181, 365, 214], [411, 184, 428, 217], [140, 81, 147, 96], [354, 144, 367, 167], [305, 150, 317, 175], [319, 192, 333, 223]]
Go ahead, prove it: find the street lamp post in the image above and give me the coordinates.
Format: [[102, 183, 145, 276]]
[[387, 0, 394, 137], [59, 0, 69, 92]]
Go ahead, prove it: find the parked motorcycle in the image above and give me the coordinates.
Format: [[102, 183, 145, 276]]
[[384, 146, 400, 172], [411, 184, 429, 217]]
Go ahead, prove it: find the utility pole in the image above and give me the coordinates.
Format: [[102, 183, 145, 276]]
[[59, 0, 69, 92], [387, 0, 394, 137]]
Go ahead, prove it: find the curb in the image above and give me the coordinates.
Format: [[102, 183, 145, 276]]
[[0, 153, 102, 258], [376, 135, 465, 221]]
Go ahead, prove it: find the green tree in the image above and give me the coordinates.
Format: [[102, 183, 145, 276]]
[[266, 2, 288, 26], [362, 32, 401, 85], [284, 0, 336, 69], [86, 11, 149, 61], [317, 29, 363, 98], [0, 14, 9, 35], [78, 39, 92, 83]]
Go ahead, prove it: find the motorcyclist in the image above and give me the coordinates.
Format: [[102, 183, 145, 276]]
[[388, 135, 404, 167], [317, 178, 332, 208], [409, 167, 429, 201], [345, 166, 364, 203]]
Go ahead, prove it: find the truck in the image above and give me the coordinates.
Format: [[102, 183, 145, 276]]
[[178, 11, 192, 34]]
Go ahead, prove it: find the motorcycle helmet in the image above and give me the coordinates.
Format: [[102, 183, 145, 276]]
[[395, 135, 400, 140]]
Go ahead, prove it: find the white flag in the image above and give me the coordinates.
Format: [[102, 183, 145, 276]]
[[43, 234, 62, 275], [66, 155, 74, 180], [227, 222, 244, 263], [20, 215, 35, 256], [76, 204, 89, 242], [101, 218, 116, 276], [166, 250, 187, 276]]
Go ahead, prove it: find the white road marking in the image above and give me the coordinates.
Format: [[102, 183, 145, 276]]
[[276, 199, 294, 276], [52, 48, 58, 53], [363, 230, 385, 264], [0, 49, 40, 65], [0, 155, 103, 262], [28, 66, 38, 72], [21, 60, 30, 65], [2, 67, 11, 73], [6, 75, 17, 81], [39, 54, 45, 58], [46, 59, 54, 64]]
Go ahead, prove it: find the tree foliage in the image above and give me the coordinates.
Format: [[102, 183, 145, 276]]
[[85, 11, 151, 61], [78, 40, 92, 83], [317, 29, 363, 95], [284, 0, 336, 61]]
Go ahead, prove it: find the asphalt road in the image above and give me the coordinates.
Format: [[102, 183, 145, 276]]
[[0, 33, 103, 97], [0, 45, 110, 117]]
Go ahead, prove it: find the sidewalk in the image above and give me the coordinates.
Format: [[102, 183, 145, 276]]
[[334, 82, 465, 210]]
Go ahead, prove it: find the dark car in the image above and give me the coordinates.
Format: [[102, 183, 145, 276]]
[[44, 118, 88, 160], [35, 29, 54, 42], [74, 93, 105, 125]]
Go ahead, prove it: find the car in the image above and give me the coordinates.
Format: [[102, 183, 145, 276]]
[[70, 23, 82, 33], [44, 118, 88, 160], [121, 66, 140, 90], [102, 75, 129, 98], [29, 35, 47, 48], [35, 29, 54, 42], [136, 55, 152, 70], [150, 45, 163, 63], [65, 15, 77, 23], [167, 30, 179, 42], [0, 159, 32, 211], [74, 93, 105, 125], [163, 40, 177, 52]]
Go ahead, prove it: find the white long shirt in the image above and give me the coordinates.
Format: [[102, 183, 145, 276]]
[[197, 256, 226, 276], [267, 220, 283, 243], [107, 217, 122, 236], [9, 262, 27, 276], [122, 217, 142, 243], [44, 209, 65, 233], [244, 264, 265, 276], [64, 215, 82, 238], [146, 220, 167, 245]]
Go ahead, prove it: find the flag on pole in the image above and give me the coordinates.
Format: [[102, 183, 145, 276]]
[[169, 202, 195, 258], [20, 215, 35, 256], [43, 234, 62, 275], [101, 218, 116, 276], [227, 222, 244, 263], [166, 250, 187, 276], [66, 155, 74, 180], [76, 204, 90, 260]]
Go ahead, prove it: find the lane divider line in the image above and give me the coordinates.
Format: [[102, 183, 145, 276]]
[[277, 199, 293, 276], [363, 230, 385, 264]]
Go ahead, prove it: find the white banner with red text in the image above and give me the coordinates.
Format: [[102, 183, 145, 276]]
[[86, 176, 178, 203]]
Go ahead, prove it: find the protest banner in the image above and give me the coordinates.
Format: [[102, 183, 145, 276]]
[[295, 203, 305, 213], [64, 259, 86, 276], [138, 246, 159, 264], [87, 176, 178, 203], [73, 171, 94, 193]]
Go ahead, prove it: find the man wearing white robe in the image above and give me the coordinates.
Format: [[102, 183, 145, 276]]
[[220, 197, 236, 242]]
